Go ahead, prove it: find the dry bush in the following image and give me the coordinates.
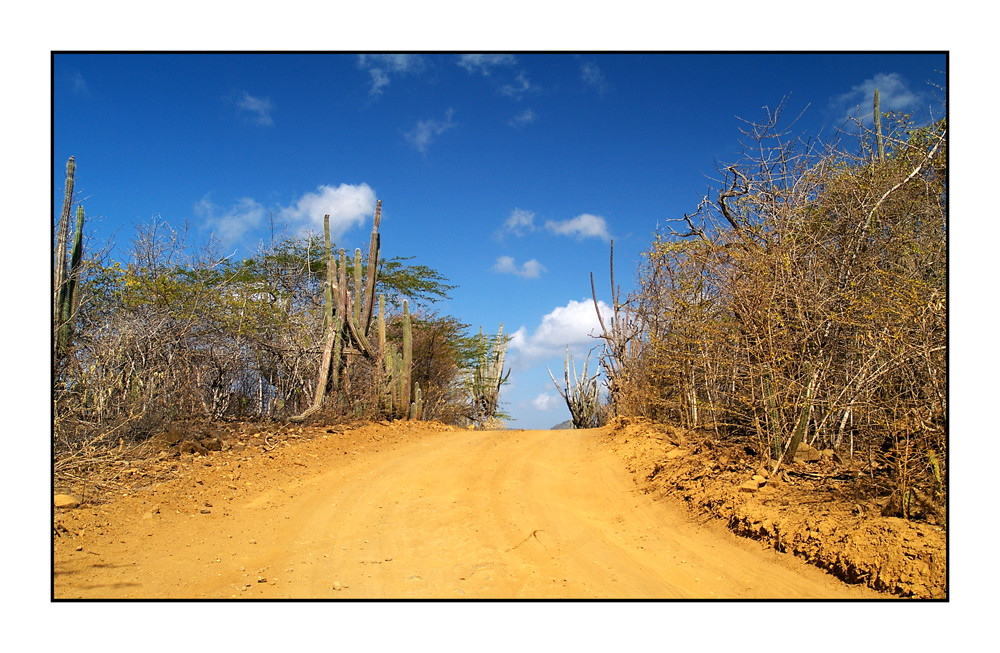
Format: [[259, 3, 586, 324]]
[[604, 101, 946, 522], [53, 212, 472, 476]]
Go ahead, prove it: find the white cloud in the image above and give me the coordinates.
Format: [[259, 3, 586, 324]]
[[405, 108, 456, 153], [493, 256, 546, 279], [236, 91, 274, 126], [195, 195, 267, 245], [278, 183, 377, 238], [507, 108, 537, 129], [503, 208, 535, 236], [508, 298, 612, 366], [196, 183, 376, 246], [545, 214, 611, 242], [831, 72, 925, 125], [500, 71, 535, 100], [358, 54, 425, 97], [580, 61, 608, 95], [458, 54, 517, 75], [532, 393, 557, 411]]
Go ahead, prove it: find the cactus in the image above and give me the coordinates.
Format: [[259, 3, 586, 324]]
[[382, 299, 416, 420], [291, 201, 383, 422], [465, 324, 511, 428], [402, 300, 412, 408], [291, 200, 423, 422], [874, 88, 885, 162], [54, 155, 84, 361], [54, 156, 76, 317], [409, 382, 422, 420], [548, 346, 604, 429], [322, 214, 334, 332]]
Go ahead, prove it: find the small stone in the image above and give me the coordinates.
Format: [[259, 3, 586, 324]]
[[739, 480, 760, 492], [793, 443, 822, 463], [200, 509, 211, 514], [257, 576, 267, 583], [751, 475, 767, 487], [332, 581, 342, 591], [54, 494, 81, 509]]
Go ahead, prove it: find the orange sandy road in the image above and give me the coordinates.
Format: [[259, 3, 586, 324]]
[[53, 426, 880, 599]]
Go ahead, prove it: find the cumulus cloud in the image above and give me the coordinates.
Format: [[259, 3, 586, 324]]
[[580, 61, 609, 95], [507, 298, 612, 366], [405, 108, 456, 153], [458, 54, 517, 75], [278, 183, 377, 237], [507, 108, 537, 129], [545, 214, 611, 242], [236, 91, 274, 126], [830, 72, 925, 126], [195, 195, 268, 245], [358, 54, 425, 97], [196, 183, 376, 247], [493, 256, 546, 279]]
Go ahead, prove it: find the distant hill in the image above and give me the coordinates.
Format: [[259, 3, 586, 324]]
[[550, 420, 574, 430]]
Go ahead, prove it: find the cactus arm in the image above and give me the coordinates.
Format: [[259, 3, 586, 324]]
[[54, 156, 76, 316], [353, 248, 363, 328], [361, 200, 382, 332]]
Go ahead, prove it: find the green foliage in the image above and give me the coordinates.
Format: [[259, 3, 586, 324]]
[[55, 198, 471, 442], [378, 256, 456, 308]]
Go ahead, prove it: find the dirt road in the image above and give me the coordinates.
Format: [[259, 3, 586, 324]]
[[53, 424, 880, 599]]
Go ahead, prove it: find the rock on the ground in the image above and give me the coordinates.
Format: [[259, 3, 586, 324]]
[[54, 494, 81, 509], [793, 443, 822, 463]]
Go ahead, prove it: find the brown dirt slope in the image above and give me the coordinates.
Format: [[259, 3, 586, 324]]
[[53, 420, 910, 599], [605, 417, 946, 599]]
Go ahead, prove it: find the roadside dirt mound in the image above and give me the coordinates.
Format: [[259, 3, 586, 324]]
[[604, 417, 947, 599]]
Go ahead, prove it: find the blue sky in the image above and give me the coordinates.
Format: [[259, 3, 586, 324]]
[[52, 53, 946, 428]]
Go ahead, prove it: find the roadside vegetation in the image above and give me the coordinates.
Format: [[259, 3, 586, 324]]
[[53, 178, 510, 489], [591, 94, 947, 524], [53, 91, 945, 530]]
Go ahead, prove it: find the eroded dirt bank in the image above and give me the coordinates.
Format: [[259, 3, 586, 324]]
[[54, 421, 894, 599], [605, 418, 946, 599]]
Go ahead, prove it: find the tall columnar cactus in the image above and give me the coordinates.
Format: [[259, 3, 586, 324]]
[[292, 200, 423, 422], [548, 346, 604, 429], [322, 214, 334, 332], [382, 299, 418, 420], [409, 382, 422, 420], [54, 156, 84, 360], [874, 88, 885, 162], [465, 324, 511, 428], [54, 156, 76, 315], [291, 201, 383, 422]]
